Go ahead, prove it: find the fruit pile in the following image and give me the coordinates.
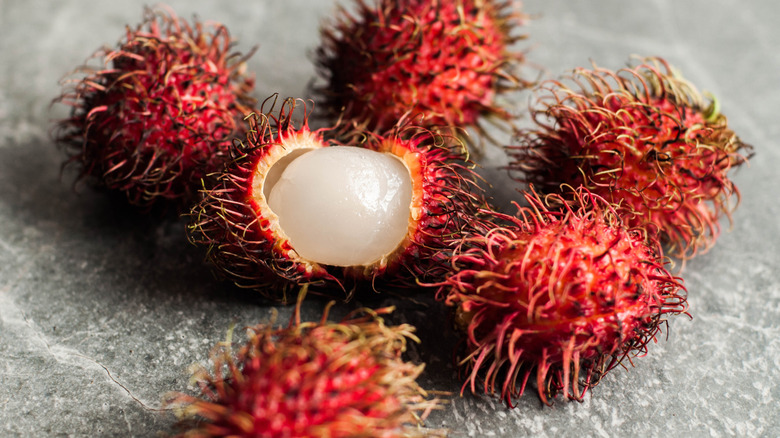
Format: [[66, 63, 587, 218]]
[[53, 2, 752, 436]]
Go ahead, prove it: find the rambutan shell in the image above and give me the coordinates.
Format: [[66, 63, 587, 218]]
[[435, 188, 688, 406], [187, 97, 485, 301], [507, 57, 753, 260], [164, 302, 445, 437], [53, 6, 256, 208], [315, 0, 529, 145]]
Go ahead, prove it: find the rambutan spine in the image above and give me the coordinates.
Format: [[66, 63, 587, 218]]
[[435, 187, 688, 406], [53, 6, 256, 208], [507, 57, 752, 260]]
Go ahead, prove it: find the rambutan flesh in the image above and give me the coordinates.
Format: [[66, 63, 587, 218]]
[[315, 0, 529, 143], [436, 188, 687, 406], [53, 7, 255, 208], [507, 57, 753, 260], [165, 303, 444, 438], [187, 96, 484, 300]]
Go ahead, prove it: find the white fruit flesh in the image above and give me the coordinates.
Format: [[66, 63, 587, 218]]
[[266, 146, 413, 267]]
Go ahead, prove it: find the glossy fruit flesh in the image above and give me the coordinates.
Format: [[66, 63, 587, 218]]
[[265, 146, 413, 266]]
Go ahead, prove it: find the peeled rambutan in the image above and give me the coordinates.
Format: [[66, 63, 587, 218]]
[[187, 96, 484, 300], [507, 57, 752, 260], [53, 7, 255, 208], [435, 188, 687, 406], [164, 302, 444, 437], [314, 0, 529, 143]]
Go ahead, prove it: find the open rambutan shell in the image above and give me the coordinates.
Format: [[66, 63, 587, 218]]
[[164, 301, 445, 437], [187, 96, 484, 301], [507, 57, 753, 260], [53, 6, 255, 208], [435, 188, 688, 406], [315, 0, 530, 145]]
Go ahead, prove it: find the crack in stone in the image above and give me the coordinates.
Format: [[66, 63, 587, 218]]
[[74, 349, 166, 413], [16, 306, 168, 413]]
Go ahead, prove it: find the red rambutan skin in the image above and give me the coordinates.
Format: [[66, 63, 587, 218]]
[[165, 303, 444, 438], [53, 7, 255, 208], [187, 96, 485, 301], [436, 188, 687, 406], [315, 0, 529, 142], [507, 57, 752, 260]]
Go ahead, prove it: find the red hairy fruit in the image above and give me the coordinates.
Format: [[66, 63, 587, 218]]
[[436, 188, 687, 406], [187, 97, 484, 301], [54, 7, 255, 207], [508, 57, 752, 260], [165, 302, 444, 438], [315, 0, 528, 143]]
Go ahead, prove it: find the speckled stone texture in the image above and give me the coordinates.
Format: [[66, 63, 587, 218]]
[[1, 1, 778, 437]]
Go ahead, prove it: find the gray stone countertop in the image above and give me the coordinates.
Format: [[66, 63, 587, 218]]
[[1, 1, 778, 436]]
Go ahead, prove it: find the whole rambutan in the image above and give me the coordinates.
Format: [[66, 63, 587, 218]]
[[507, 57, 752, 260], [435, 188, 687, 406], [314, 0, 529, 144], [165, 301, 444, 437], [53, 7, 255, 208], [187, 96, 484, 301]]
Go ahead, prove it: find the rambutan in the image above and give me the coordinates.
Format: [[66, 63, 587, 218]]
[[435, 188, 687, 406], [314, 0, 529, 143], [165, 301, 444, 437], [507, 57, 752, 260], [53, 7, 255, 208], [187, 96, 484, 301]]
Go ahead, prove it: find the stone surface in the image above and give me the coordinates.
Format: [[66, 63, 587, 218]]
[[1, 0, 778, 436]]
